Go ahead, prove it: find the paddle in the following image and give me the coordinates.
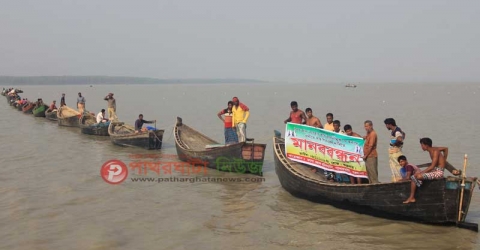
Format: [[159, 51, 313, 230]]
[[455, 154, 478, 232], [458, 154, 468, 222]]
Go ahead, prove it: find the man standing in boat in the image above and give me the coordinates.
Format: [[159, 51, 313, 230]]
[[403, 138, 448, 204], [77, 92, 86, 114], [218, 101, 238, 145], [135, 114, 155, 133], [363, 120, 378, 183], [305, 108, 322, 128], [284, 101, 306, 125], [60, 93, 66, 107], [384, 118, 406, 182], [232, 97, 250, 142], [104, 93, 117, 121]]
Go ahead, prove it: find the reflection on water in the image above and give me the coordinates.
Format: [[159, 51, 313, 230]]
[[0, 83, 479, 249]]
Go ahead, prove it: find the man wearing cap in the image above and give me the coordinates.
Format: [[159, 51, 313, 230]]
[[104, 93, 117, 121], [60, 93, 66, 107], [231, 97, 250, 142], [77, 92, 86, 113]]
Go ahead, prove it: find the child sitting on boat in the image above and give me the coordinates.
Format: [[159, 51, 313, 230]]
[[398, 155, 421, 182]]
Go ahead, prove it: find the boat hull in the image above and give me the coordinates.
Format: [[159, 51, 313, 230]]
[[108, 122, 164, 149], [174, 117, 266, 176], [273, 133, 477, 225], [58, 116, 80, 127], [33, 105, 48, 117], [22, 103, 35, 114], [81, 123, 109, 136], [45, 110, 58, 121]]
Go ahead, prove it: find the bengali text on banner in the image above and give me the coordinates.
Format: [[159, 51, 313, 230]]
[[285, 123, 368, 178]]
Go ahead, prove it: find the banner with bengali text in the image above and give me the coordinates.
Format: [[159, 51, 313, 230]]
[[285, 123, 368, 178]]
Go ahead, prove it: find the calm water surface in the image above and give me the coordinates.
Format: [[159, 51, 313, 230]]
[[1, 83, 479, 249]]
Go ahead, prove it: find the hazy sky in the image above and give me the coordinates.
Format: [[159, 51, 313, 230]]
[[1, 0, 479, 83]]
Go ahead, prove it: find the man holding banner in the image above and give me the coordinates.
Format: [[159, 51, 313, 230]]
[[285, 122, 369, 183], [363, 120, 379, 183]]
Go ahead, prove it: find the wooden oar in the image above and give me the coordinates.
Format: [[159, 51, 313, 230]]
[[458, 154, 468, 222]]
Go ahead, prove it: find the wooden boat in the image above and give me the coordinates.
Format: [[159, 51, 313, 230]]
[[80, 113, 109, 136], [45, 109, 58, 121], [57, 106, 82, 127], [345, 83, 357, 88], [8, 96, 16, 106], [174, 117, 266, 176], [17, 103, 24, 111], [108, 121, 164, 149], [33, 104, 48, 117], [273, 130, 478, 231], [22, 102, 35, 114]]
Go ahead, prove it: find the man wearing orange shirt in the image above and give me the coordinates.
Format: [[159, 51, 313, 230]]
[[323, 113, 335, 131], [363, 120, 378, 183]]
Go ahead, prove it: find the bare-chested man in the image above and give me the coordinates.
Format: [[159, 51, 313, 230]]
[[344, 124, 362, 138], [403, 138, 449, 203], [305, 108, 323, 128], [284, 101, 307, 124]]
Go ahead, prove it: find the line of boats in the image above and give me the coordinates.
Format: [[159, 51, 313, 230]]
[[3, 88, 478, 232], [3, 89, 268, 176]]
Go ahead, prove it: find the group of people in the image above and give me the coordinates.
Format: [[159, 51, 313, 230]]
[[8, 87, 161, 133], [284, 101, 460, 204], [46, 92, 118, 123], [217, 97, 250, 145], [53, 92, 157, 133]]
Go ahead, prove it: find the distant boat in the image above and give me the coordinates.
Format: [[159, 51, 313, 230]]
[[345, 84, 357, 88]]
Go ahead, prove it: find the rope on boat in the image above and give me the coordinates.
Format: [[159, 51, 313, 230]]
[[150, 123, 176, 143]]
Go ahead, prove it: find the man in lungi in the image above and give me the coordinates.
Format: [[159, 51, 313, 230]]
[[363, 120, 379, 184], [231, 97, 250, 142], [217, 101, 238, 145], [384, 118, 406, 182], [77, 92, 86, 114], [403, 138, 448, 204]]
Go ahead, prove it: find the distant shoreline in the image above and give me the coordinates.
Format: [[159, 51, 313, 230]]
[[0, 76, 268, 85]]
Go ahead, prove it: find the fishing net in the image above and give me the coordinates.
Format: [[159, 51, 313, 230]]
[[58, 106, 80, 118]]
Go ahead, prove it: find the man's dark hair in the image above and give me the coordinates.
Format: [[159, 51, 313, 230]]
[[139, 114, 143, 117], [397, 155, 407, 162], [326, 113, 333, 118], [290, 101, 298, 107], [305, 108, 312, 113], [227, 101, 233, 105], [384, 118, 396, 126], [420, 137, 432, 147], [333, 120, 340, 126], [101, 109, 105, 112], [344, 124, 352, 131]]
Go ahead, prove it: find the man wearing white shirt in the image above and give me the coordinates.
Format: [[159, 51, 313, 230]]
[[96, 109, 108, 123]]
